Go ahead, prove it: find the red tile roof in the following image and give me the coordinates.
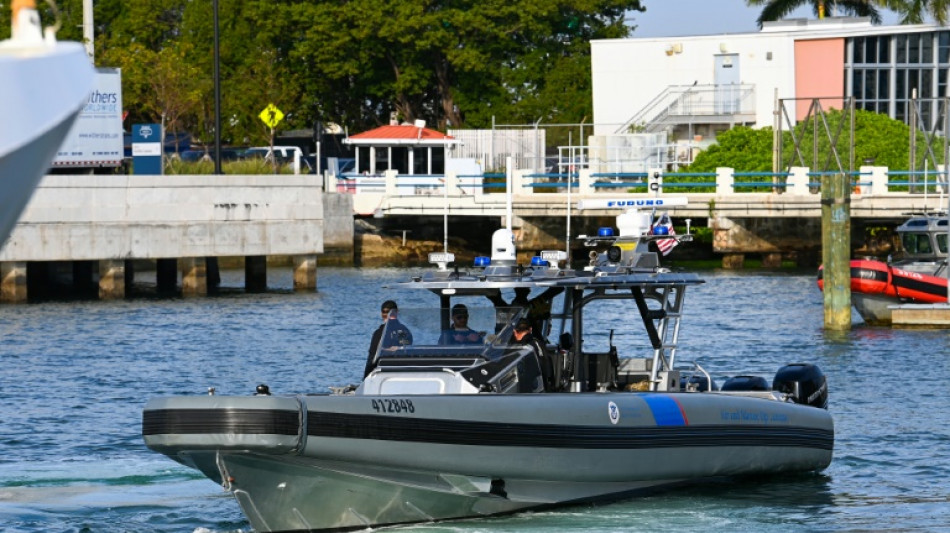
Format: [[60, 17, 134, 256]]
[[349, 124, 455, 141]]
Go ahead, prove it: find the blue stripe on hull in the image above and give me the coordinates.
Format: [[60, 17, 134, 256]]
[[641, 395, 687, 426]]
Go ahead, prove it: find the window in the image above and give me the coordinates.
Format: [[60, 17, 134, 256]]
[[902, 233, 933, 254], [852, 68, 889, 114], [939, 69, 950, 101], [939, 31, 950, 63], [922, 33, 934, 63]]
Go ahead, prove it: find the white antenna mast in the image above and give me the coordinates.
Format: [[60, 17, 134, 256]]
[[505, 156, 513, 232]]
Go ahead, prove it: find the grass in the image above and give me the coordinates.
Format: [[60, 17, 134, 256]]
[[162, 158, 294, 175]]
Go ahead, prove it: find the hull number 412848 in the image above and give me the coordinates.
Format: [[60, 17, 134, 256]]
[[371, 399, 415, 414]]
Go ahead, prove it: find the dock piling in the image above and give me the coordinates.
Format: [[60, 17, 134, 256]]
[[821, 172, 852, 330]]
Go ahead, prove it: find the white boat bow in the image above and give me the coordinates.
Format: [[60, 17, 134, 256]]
[[0, 1, 94, 244]]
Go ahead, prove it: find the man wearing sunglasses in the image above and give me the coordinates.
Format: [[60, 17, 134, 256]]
[[439, 304, 485, 345]]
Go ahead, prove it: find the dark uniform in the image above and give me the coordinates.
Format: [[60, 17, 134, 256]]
[[365, 301, 413, 377], [510, 319, 555, 391]]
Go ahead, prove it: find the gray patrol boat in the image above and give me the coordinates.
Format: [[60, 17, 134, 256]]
[[144, 201, 834, 532]]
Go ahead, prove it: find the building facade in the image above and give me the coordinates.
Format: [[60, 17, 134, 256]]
[[591, 17, 948, 144]]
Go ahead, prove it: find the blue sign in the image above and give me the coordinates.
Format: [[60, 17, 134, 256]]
[[132, 123, 162, 175]]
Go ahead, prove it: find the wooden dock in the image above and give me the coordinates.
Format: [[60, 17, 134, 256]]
[[891, 304, 950, 328]]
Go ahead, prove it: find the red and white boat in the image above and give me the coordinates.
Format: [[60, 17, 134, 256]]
[[818, 214, 949, 325]]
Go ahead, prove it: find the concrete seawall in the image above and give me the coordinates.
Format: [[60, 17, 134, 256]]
[[0, 174, 355, 302]]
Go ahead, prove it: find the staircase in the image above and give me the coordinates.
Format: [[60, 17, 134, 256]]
[[616, 84, 756, 135]]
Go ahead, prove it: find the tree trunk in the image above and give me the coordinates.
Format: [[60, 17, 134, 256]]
[[434, 58, 462, 128]]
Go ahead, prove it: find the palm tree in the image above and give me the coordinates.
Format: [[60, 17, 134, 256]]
[[746, 0, 883, 27], [878, 0, 950, 25]]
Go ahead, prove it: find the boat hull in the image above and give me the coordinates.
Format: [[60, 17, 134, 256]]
[[818, 259, 949, 325], [0, 42, 93, 245], [144, 393, 834, 532]]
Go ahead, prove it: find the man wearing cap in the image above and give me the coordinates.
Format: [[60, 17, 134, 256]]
[[510, 318, 555, 391], [439, 304, 485, 345], [364, 300, 413, 377], [488, 286, 563, 336]]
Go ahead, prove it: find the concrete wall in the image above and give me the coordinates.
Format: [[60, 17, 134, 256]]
[[322, 192, 355, 264], [794, 38, 845, 119], [0, 174, 325, 261]]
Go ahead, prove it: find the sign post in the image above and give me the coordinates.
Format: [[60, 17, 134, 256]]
[[259, 104, 284, 174], [132, 123, 163, 175]]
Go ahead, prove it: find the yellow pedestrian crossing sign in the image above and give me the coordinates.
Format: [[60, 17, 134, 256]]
[[259, 104, 284, 128]]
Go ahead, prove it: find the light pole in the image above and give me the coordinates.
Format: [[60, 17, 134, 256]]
[[213, 0, 222, 175]]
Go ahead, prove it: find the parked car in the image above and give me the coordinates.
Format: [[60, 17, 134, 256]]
[[180, 150, 205, 162], [244, 146, 303, 163], [178, 148, 243, 163], [245, 146, 313, 172]]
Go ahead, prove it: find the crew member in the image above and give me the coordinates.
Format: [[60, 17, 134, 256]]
[[510, 318, 555, 391], [440, 304, 485, 345], [365, 300, 413, 377]]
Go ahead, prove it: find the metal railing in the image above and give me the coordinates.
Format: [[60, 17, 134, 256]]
[[616, 84, 756, 134], [336, 166, 949, 197]]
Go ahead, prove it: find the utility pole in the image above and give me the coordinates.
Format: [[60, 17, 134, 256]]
[[213, 0, 222, 175], [82, 0, 94, 61]]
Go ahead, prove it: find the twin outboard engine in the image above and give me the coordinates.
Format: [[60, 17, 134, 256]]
[[721, 375, 769, 391], [772, 363, 828, 409]]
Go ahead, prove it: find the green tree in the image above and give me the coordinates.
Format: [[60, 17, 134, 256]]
[[746, 0, 883, 26], [879, 0, 950, 24], [686, 109, 943, 173], [287, 0, 641, 132], [685, 126, 775, 172], [5, 0, 642, 145]]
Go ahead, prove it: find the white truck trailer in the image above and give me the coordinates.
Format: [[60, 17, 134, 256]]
[[52, 67, 124, 172]]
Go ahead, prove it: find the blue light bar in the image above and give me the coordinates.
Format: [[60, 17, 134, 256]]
[[474, 256, 491, 267], [530, 256, 549, 267], [598, 227, 615, 237]]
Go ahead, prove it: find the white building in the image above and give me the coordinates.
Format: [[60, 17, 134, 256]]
[[591, 17, 947, 146]]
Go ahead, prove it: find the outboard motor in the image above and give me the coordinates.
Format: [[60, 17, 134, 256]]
[[772, 363, 828, 409], [721, 375, 769, 391]]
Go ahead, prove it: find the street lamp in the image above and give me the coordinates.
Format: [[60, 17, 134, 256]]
[[213, 0, 221, 175]]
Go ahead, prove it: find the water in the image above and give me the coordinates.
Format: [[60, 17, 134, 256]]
[[2, 267, 949, 532]]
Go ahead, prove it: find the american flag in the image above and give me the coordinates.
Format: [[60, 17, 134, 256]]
[[652, 212, 678, 256]]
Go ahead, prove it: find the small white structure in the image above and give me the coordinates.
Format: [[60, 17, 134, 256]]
[[343, 121, 458, 176]]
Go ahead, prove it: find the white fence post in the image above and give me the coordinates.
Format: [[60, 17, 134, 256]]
[[715, 167, 734, 195], [444, 170, 459, 196], [513, 168, 531, 195], [787, 167, 810, 195], [385, 169, 398, 196], [578, 168, 594, 195], [858, 165, 887, 195]]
